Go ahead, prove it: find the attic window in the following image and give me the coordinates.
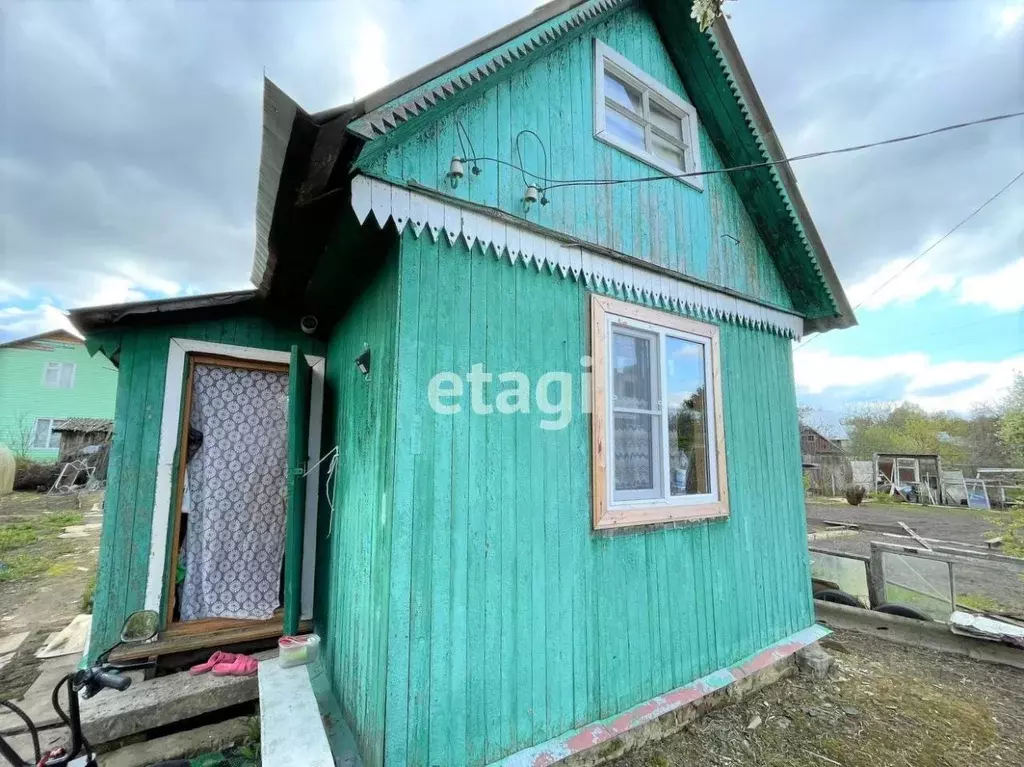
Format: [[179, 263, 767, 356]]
[[593, 40, 703, 191]]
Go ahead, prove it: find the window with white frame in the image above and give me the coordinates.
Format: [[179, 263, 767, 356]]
[[30, 418, 61, 450], [593, 40, 703, 190], [590, 295, 727, 529], [43, 361, 76, 389], [896, 457, 920, 484]]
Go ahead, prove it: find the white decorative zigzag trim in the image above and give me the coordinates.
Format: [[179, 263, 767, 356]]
[[351, 175, 804, 339]]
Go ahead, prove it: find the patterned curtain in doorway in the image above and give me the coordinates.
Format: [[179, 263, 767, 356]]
[[180, 363, 290, 621]]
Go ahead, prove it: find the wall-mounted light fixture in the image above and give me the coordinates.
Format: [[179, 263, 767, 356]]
[[355, 348, 371, 376], [523, 184, 539, 213], [447, 156, 465, 189]]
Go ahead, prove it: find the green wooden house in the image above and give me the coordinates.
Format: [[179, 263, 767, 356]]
[[0, 330, 117, 462], [73, 0, 854, 763]]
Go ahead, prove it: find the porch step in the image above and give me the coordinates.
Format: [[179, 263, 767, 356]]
[[81, 650, 275, 745]]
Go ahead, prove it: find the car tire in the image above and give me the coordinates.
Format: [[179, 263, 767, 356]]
[[814, 589, 863, 608], [873, 603, 931, 621]]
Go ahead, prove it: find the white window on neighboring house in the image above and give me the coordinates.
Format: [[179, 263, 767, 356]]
[[593, 39, 704, 191], [30, 418, 61, 450], [43, 361, 76, 389], [590, 295, 728, 529]]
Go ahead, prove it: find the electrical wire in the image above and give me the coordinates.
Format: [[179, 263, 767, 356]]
[[460, 110, 1024, 191], [795, 169, 1024, 350], [514, 129, 549, 190], [0, 700, 40, 764]]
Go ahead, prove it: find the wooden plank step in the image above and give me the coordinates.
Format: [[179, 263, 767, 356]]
[[108, 619, 311, 662], [80, 650, 276, 745]]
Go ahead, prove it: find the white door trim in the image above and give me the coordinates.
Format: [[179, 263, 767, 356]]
[[145, 338, 325, 622]]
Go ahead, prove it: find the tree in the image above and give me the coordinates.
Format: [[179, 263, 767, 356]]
[[998, 372, 1024, 466], [1, 413, 36, 461], [691, 0, 731, 31]]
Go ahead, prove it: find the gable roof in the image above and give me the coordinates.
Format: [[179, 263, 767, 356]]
[[0, 329, 83, 350], [252, 0, 854, 333]]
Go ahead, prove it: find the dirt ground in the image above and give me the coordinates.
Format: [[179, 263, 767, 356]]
[[610, 629, 1024, 767], [807, 500, 1004, 544], [0, 490, 103, 698]]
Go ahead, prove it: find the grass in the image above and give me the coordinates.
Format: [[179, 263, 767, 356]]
[[82, 572, 97, 613], [957, 592, 1011, 613], [0, 510, 84, 582], [0, 553, 51, 582]]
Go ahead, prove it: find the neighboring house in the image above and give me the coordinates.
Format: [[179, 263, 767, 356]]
[[800, 423, 851, 495], [0, 330, 117, 462], [72, 2, 855, 764]]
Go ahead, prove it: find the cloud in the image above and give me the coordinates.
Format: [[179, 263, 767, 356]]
[[794, 347, 1024, 412], [960, 258, 1024, 312], [0, 304, 78, 340]]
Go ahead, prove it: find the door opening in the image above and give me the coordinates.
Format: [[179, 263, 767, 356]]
[[165, 353, 292, 633]]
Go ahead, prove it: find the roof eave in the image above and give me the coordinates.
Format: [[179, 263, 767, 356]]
[[710, 18, 856, 332], [69, 290, 261, 336]]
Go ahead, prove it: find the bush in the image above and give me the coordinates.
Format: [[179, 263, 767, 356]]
[[845, 486, 866, 506], [12, 460, 61, 492]]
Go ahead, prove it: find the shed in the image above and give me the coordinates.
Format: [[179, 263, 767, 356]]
[[874, 452, 943, 504], [53, 417, 113, 461], [71, 2, 856, 764]]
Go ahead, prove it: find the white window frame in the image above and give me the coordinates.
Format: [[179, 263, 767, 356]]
[[591, 295, 728, 530], [593, 39, 704, 191], [30, 417, 61, 450], [895, 457, 920, 484], [42, 361, 76, 389]]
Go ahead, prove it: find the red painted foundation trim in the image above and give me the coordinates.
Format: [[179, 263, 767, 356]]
[[494, 624, 830, 767]]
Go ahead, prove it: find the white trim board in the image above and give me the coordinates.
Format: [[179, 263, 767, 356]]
[[146, 339, 326, 622], [350, 174, 804, 339]]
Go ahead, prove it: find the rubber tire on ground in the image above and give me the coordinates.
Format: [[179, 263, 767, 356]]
[[813, 589, 863, 608], [873, 603, 931, 621]]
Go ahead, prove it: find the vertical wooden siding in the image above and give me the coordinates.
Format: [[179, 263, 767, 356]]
[[357, 5, 794, 312], [315, 253, 400, 767], [87, 316, 326, 661], [385, 232, 812, 765]]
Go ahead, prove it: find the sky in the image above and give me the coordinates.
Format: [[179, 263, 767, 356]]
[[1, 0, 1022, 417]]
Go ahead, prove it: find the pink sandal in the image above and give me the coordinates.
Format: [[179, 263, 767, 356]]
[[189, 651, 237, 675], [212, 654, 259, 677]]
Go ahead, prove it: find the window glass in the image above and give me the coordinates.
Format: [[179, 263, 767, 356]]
[[612, 331, 654, 409], [59, 364, 75, 388], [651, 134, 684, 171], [614, 412, 658, 492], [32, 418, 56, 449], [603, 71, 642, 114], [604, 108, 645, 152], [44, 363, 61, 386], [649, 101, 683, 140], [666, 337, 710, 495]]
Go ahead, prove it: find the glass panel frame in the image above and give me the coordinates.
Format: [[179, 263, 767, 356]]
[[593, 39, 704, 191], [606, 313, 718, 510], [610, 325, 662, 502]]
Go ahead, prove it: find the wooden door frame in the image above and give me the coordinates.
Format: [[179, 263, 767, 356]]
[[162, 353, 290, 629], [145, 339, 325, 631]]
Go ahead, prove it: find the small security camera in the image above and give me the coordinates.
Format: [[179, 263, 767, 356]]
[[300, 315, 319, 335]]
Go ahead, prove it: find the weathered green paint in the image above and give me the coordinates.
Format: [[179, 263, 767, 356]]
[[0, 335, 117, 461], [284, 345, 312, 635], [313, 248, 400, 767], [356, 4, 804, 314], [86, 316, 325, 662], [373, 232, 812, 766]]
